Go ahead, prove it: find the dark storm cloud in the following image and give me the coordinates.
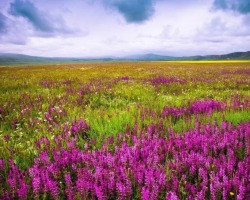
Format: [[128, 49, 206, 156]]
[[105, 0, 155, 23], [8, 0, 75, 35], [0, 11, 28, 45], [213, 0, 250, 14], [0, 13, 7, 33], [9, 0, 54, 32]]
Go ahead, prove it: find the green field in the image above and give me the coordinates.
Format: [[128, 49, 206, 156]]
[[0, 62, 249, 199]]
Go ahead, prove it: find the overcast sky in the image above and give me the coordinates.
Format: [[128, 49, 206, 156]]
[[0, 0, 250, 57]]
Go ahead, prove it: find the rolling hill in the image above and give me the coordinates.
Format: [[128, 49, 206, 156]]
[[0, 51, 250, 65]]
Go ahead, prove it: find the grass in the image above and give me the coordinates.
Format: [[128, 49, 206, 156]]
[[0, 61, 249, 199]]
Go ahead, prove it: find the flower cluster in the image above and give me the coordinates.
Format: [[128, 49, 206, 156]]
[[162, 99, 224, 117], [150, 76, 186, 85], [1, 120, 249, 199]]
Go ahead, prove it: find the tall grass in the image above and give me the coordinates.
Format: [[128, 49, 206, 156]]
[[0, 62, 249, 199]]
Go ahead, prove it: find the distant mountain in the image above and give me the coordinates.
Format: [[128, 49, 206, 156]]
[[120, 51, 250, 61], [0, 54, 55, 65], [122, 53, 177, 61], [0, 51, 250, 65], [179, 51, 250, 61], [0, 53, 114, 65], [204, 51, 250, 60]]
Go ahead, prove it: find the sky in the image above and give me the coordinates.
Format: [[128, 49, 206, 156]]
[[0, 0, 250, 57]]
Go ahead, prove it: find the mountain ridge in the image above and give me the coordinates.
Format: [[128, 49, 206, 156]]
[[0, 51, 250, 65]]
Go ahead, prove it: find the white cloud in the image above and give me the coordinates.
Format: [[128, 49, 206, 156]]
[[0, 0, 249, 57]]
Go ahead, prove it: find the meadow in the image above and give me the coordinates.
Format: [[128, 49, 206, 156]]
[[0, 61, 249, 199]]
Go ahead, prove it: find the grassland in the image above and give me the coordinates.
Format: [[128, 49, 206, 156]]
[[0, 61, 249, 199]]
